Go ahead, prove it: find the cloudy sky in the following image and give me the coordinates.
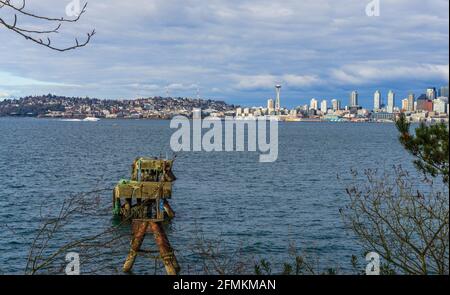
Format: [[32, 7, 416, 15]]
[[0, 0, 448, 107]]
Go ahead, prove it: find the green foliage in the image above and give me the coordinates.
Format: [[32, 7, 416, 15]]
[[396, 113, 449, 184]]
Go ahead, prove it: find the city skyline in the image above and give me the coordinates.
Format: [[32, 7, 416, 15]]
[[1, 83, 449, 110], [0, 0, 448, 108], [251, 84, 449, 110]]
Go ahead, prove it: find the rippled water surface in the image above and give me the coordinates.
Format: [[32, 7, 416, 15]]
[[0, 118, 416, 274]]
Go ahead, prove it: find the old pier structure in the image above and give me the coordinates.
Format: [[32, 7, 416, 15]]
[[113, 157, 179, 275]]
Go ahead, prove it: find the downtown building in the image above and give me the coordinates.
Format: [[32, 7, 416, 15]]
[[407, 93, 415, 112], [387, 90, 395, 113], [373, 90, 382, 112], [350, 91, 358, 107], [331, 99, 341, 111], [320, 100, 328, 114]]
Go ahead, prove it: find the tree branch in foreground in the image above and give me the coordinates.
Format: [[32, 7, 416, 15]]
[[0, 0, 95, 51]]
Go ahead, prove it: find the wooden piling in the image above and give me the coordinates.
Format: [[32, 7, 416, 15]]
[[150, 222, 180, 275], [123, 221, 148, 273]]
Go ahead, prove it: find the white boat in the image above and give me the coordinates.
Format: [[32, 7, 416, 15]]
[[83, 117, 100, 122], [60, 119, 82, 122]]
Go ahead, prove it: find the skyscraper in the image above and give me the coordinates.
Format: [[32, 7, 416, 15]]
[[387, 90, 395, 113], [267, 98, 274, 112], [407, 93, 415, 112], [310, 98, 318, 110], [433, 97, 448, 114], [401, 98, 409, 111], [426, 87, 436, 100], [331, 99, 341, 111], [320, 100, 328, 114], [350, 91, 358, 107], [373, 90, 382, 111]]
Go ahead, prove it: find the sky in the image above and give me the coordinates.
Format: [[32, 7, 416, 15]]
[[0, 0, 449, 108]]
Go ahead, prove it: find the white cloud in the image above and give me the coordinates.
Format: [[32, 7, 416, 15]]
[[127, 83, 160, 91], [331, 62, 449, 85], [233, 74, 321, 90], [283, 75, 321, 88], [0, 0, 448, 105], [0, 71, 79, 87]]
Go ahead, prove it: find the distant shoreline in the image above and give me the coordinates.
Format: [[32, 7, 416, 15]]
[[0, 115, 399, 123]]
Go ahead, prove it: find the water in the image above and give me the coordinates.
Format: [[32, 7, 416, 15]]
[[0, 117, 416, 274]]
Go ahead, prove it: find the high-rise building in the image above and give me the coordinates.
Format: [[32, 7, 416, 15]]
[[350, 91, 358, 107], [426, 87, 437, 100], [373, 90, 382, 111], [310, 98, 318, 110], [407, 93, 415, 112], [331, 99, 341, 111], [387, 90, 395, 113], [439, 86, 449, 98], [433, 97, 449, 114], [401, 98, 409, 111], [320, 100, 328, 114], [267, 98, 274, 112]]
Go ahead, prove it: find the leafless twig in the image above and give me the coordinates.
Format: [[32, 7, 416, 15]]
[[0, 0, 95, 51]]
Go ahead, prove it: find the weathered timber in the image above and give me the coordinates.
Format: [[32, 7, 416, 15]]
[[123, 221, 148, 273], [150, 221, 180, 275]]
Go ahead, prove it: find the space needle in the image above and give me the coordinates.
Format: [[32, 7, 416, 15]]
[[275, 85, 282, 114]]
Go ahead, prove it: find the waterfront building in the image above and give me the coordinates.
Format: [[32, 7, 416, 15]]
[[350, 91, 358, 107], [374, 90, 382, 111], [310, 98, 318, 110], [372, 112, 395, 121], [320, 100, 328, 114], [407, 93, 415, 112], [331, 99, 341, 111], [387, 90, 395, 113], [243, 108, 250, 116]]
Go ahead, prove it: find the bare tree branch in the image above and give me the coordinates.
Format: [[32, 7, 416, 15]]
[[0, 0, 94, 51]]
